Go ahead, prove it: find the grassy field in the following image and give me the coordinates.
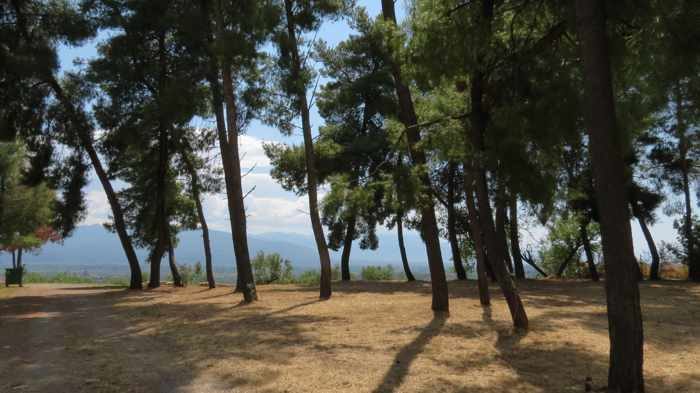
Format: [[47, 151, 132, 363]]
[[0, 280, 698, 392]]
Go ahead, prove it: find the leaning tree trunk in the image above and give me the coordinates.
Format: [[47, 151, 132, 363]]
[[283, 0, 332, 299], [637, 215, 660, 281], [183, 153, 215, 288], [382, 0, 449, 312], [340, 215, 356, 281], [580, 223, 600, 282], [168, 238, 183, 287], [397, 215, 416, 282], [205, 0, 257, 302], [467, 0, 528, 326], [464, 177, 491, 306], [576, 0, 645, 390], [447, 163, 467, 280], [508, 195, 526, 279], [46, 77, 143, 290], [495, 196, 514, 274]]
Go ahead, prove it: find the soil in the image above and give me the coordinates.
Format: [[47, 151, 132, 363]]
[[0, 280, 698, 392]]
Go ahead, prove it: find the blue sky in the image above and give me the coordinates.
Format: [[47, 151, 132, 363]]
[[56, 0, 681, 259]]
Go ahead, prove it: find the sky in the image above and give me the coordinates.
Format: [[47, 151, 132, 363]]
[[56, 0, 683, 259]]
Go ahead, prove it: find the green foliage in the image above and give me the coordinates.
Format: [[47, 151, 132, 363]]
[[175, 262, 205, 286], [539, 214, 600, 278], [0, 141, 59, 258], [360, 265, 394, 281], [21, 271, 131, 286], [252, 251, 294, 284], [295, 270, 321, 286]]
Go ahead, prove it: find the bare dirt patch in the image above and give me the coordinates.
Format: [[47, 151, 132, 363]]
[[0, 280, 698, 392]]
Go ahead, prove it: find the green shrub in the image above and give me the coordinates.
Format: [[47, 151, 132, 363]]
[[361, 265, 394, 281], [331, 264, 341, 281], [177, 262, 204, 286], [252, 251, 294, 284], [23, 271, 96, 284], [295, 270, 321, 286]]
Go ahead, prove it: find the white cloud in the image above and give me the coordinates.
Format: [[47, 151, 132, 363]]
[[239, 134, 272, 170], [83, 189, 111, 226]]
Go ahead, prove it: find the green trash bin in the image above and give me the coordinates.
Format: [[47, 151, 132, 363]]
[[5, 267, 23, 287]]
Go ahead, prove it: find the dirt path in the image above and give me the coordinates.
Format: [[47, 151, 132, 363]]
[[0, 285, 182, 392], [0, 281, 698, 392]]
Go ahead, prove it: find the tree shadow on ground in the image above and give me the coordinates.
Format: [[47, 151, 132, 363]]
[[0, 287, 336, 393], [372, 313, 448, 393]]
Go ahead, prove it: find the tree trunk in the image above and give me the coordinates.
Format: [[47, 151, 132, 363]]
[[495, 196, 514, 274], [382, 0, 449, 312], [340, 216, 356, 281], [45, 77, 143, 290], [16, 248, 22, 268], [205, 0, 257, 302], [283, 0, 332, 299], [466, 0, 527, 326], [677, 88, 698, 281], [637, 216, 660, 281], [11, 251, 16, 269], [464, 177, 491, 306], [447, 163, 466, 280], [168, 239, 183, 287], [509, 195, 526, 279], [556, 242, 582, 278], [580, 224, 600, 282], [183, 153, 215, 288], [575, 1, 645, 390], [147, 31, 170, 290], [397, 215, 416, 282]]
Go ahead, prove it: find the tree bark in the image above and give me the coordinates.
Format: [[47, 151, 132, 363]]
[[466, 0, 527, 327], [580, 224, 600, 282], [11, 251, 16, 269], [340, 215, 356, 281], [16, 248, 22, 268], [45, 77, 143, 290], [382, 0, 449, 312], [447, 163, 467, 280], [575, 0, 645, 390], [677, 89, 698, 281], [397, 215, 416, 282], [183, 153, 215, 288], [147, 31, 170, 289], [495, 196, 514, 274], [464, 177, 491, 306], [283, 0, 332, 299], [168, 238, 183, 287], [637, 215, 660, 281], [508, 195, 526, 279], [204, 0, 257, 302], [556, 241, 582, 278]]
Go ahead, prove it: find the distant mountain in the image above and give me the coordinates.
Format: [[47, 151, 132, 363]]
[[0, 225, 452, 272], [244, 231, 453, 266]]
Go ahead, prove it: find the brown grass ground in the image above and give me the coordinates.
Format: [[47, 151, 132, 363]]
[[0, 280, 698, 392]]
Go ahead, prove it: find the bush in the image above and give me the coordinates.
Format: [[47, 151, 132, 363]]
[[295, 270, 321, 286], [252, 252, 294, 284], [361, 265, 394, 281], [177, 262, 204, 286], [660, 263, 688, 280], [23, 271, 96, 284]]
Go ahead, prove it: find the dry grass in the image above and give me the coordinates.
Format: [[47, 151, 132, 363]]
[[0, 280, 698, 392]]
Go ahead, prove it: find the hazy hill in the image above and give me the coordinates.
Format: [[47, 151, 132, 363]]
[[0, 225, 452, 273]]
